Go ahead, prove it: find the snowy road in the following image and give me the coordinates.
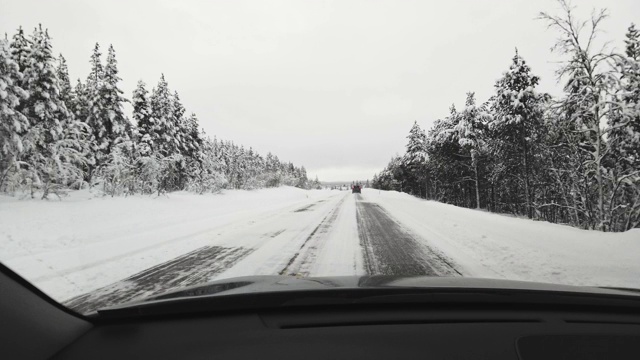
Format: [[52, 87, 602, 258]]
[[63, 191, 461, 313], [6, 186, 638, 314]]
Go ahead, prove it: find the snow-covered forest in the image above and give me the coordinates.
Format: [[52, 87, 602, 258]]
[[372, 2, 640, 232], [0, 26, 319, 199]]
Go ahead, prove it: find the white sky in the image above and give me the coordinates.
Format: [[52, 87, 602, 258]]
[[2, 0, 639, 181]]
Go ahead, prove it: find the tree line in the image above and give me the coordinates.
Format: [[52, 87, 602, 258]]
[[372, 1, 640, 232], [0, 25, 320, 199]]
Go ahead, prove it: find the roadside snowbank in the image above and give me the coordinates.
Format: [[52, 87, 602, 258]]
[[0, 187, 335, 300], [362, 188, 640, 288]]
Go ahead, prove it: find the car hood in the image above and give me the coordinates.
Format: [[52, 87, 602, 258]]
[[95, 275, 640, 318], [121, 275, 640, 304]]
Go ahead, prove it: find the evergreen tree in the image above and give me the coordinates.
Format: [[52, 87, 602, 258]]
[[85, 42, 106, 161], [402, 121, 428, 197], [0, 38, 29, 190], [21, 25, 85, 198], [456, 92, 489, 209], [132, 80, 153, 155], [9, 26, 31, 77], [87, 43, 103, 87], [71, 79, 88, 120], [56, 54, 73, 109], [172, 90, 186, 155], [102, 44, 130, 145], [21, 25, 67, 143], [489, 50, 544, 218], [183, 112, 202, 159], [149, 74, 174, 156]]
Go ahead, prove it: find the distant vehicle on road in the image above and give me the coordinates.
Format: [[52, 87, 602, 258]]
[[352, 185, 361, 193]]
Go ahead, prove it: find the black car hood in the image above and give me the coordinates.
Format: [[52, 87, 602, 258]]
[[95, 275, 640, 318], [114, 275, 640, 305]]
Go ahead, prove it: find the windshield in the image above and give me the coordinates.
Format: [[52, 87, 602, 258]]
[[1, 0, 639, 315]]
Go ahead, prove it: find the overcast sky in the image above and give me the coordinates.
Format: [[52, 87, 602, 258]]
[[2, 0, 638, 181]]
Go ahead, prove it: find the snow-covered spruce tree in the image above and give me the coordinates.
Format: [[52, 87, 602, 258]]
[[182, 112, 203, 160], [233, 145, 247, 188], [402, 121, 428, 198], [168, 90, 191, 189], [0, 38, 29, 191], [99, 44, 135, 192], [295, 165, 308, 189], [71, 79, 90, 123], [145, 75, 185, 193], [488, 50, 545, 218], [9, 26, 31, 83], [100, 141, 136, 196], [428, 104, 472, 206], [129, 86, 160, 196], [132, 80, 154, 155], [181, 113, 205, 189], [20, 26, 86, 198], [455, 92, 490, 209], [264, 152, 282, 187], [311, 176, 322, 189], [102, 45, 130, 144], [68, 78, 97, 185], [172, 90, 186, 154], [85, 44, 133, 192], [83, 42, 105, 175], [55, 54, 93, 190], [56, 54, 73, 109], [246, 148, 269, 188], [281, 161, 298, 187], [540, 0, 621, 230], [185, 135, 226, 194], [149, 74, 175, 156]]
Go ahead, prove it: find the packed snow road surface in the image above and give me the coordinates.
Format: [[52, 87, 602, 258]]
[[62, 190, 462, 312]]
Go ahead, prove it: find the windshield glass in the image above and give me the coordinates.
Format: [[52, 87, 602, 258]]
[[1, 0, 640, 315]]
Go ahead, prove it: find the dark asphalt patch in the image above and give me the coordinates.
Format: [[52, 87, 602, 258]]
[[266, 229, 286, 238], [355, 194, 460, 277], [293, 199, 327, 212], [64, 245, 253, 314], [294, 204, 315, 212]]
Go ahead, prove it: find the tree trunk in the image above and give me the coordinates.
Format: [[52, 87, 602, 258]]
[[472, 150, 481, 209], [491, 181, 495, 212], [595, 124, 605, 231], [425, 179, 428, 200], [522, 131, 532, 219]]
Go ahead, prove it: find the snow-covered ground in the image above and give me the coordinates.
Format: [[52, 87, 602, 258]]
[[0, 187, 341, 301], [2, 186, 639, 308], [361, 188, 640, 288]]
